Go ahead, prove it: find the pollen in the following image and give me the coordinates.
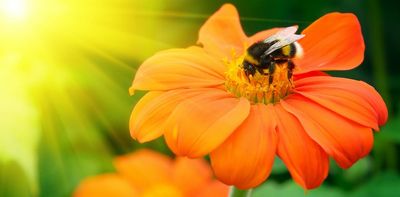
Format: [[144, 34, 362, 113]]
[[224, 52, 294, 104]]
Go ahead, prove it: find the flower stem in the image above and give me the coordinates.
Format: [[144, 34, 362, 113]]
[[229, 186, 253, 197]]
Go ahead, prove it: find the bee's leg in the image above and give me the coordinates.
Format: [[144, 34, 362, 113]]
[[268, 61, 276, 84], [259, 54, 271, 75], [256, 66, 264, 75], [287, 60, 295, 79]]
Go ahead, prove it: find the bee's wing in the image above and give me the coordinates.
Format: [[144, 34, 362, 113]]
[[263, 26, 305, 55], [263, 26, 299, 43]]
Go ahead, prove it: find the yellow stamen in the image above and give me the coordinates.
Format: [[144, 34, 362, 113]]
[[224, 52, 294, 104]]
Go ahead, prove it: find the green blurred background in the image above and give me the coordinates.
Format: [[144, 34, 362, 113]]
[[0, 0, 399, 196]]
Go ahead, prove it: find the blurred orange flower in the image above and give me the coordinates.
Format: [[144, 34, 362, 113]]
[[129, 4, 388, 189], [74, 149, 228, 197]]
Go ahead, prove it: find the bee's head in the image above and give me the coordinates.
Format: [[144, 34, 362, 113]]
[[242, 61, 256, 76]]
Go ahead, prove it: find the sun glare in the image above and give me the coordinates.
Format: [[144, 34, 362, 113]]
[[0, 1, 186, 195], [1, 0, 27, 21]]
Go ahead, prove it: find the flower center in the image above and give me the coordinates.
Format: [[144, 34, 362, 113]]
[[224, 52, 294, 104]]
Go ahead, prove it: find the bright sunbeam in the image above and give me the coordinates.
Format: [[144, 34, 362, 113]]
[[1, 0, 27, 21], [0, 0, 181, 196]]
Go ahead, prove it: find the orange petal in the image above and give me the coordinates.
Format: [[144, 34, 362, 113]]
[[295, 88, 378, 130], [142, 184, 183, 197], [130, 89, 204, 143], [194, 181, 229, 197], [294, 13, 364, 73], [172, 157, 212, 196], [294, 78, 379, 130], [131, 47, 225, 91], [198, 4, 247, 59], [295, 76, 388, 127], [272, 104, 329, 190], [73, 174, 138, 197], [114, 149, 173, 190], [164, 89, 250, 157], [293, 71, 329, 81], [130, 91, 163, 142], [246, 28, 281, 45], [281, 94, 374, 168], [210, 104, 277, 189]]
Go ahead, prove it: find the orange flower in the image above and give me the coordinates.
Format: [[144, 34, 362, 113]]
[[129, 4, 388, 190], [74, 149, 228, 197]]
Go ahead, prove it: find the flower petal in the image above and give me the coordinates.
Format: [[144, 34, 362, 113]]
[[172, 158, 213, 196], [131, 47, 225, 92], [198, 4, 247, 59], [273, 104, 329, 189], [194, 181, 229, 197], [295, 76, 388, 127], [164, 89, 250, 157], [293, 71, 329, 81], [142, 184, 183, 197], [114, 149, 173, 190], [210, 104, 277, 189], [130, 89, 205, 143], [281, 94, 374, 168], [73, 174, 138, 197], [130, 91, 163, 142], [294, 13, 364, 73]]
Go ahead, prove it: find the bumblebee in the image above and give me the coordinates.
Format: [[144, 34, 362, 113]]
[[242, 26, 304, 83]]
